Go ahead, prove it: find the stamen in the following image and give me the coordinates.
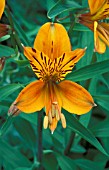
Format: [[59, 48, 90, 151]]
[[43, 116, 49, 129], [60, 113, 66, 128], [51, 104, 56, 117], [52, 101, 58, 105], [48, 111, 52, 124], [55, 109, 60, 121]]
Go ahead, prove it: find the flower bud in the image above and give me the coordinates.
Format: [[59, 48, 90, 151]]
[[0, 24, 11, 38], [8, 102, 21, 116]]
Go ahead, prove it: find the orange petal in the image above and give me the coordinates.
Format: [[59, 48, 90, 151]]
[[94, 21, 106, 54], [56, 48, 86, 80], [34, 22, 71, 60], [14, 80, 45, 113], [89, 0, 109, 20], [0, 0, 5, 19], [54, 80, 95, 115], [23, 46, 52, 79], [88, 0, 105, 16], [98, 22, 109, 47]]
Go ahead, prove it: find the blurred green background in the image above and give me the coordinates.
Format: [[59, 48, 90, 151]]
[[0, 0, 109, 170]]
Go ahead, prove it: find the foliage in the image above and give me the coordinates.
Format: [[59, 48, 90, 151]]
[[0, 0, 109, 170]]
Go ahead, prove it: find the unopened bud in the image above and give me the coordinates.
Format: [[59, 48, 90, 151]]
[[8, 102, 21, 116], [0, 24, 11, 38], [0, 57, 5, 71]]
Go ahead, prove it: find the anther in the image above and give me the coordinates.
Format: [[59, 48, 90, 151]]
[[48, 111, 52, 124], [43, 116, 49, 129], [52, 101, 58, 105], [56, 109, 60, 121], [60, 113, 66, 128], [51, 104, 56, 117]]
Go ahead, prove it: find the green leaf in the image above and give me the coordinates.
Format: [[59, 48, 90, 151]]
[[13, 117, 36, 149], [94, 95, 109, 112], [0, 139, 31, 170], [20, 112, 38, 125], [67, 59, 109, 81], [0, 84, 22, 101], [15, 168, 31, 170], [73, 23, 90, 32], [0, 35, 10, 42], [47, 0, 82, 18], [0, 45, 15, 57], [43, 152, 58, 170], [15, 60, 29, 67], [90, 118, 109, 137], [74, 159, 104, 170], [0, 116, 14, 136], [12, 15, 31, 46], [65, 112, 108, 156], [55, 152, 78, 170]]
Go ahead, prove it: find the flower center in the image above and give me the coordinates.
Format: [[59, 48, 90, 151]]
[[29, 48, 75, 83]]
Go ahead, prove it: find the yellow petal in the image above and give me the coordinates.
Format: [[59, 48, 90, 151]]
[[94, 21, 106, 54], [0, 0, 5, 19], [23, 46, 52, 79], [88, 0, 105, 15], [14, 80, 45, 113], [56, 48, 86, 80], [54, 80, 95, 115], [89, 0, 109, 20], [97, 22, 109, 47], [34, 22, 71, 60]]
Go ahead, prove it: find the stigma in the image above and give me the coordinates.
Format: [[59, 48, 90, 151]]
[[43, 101, 66, 133]]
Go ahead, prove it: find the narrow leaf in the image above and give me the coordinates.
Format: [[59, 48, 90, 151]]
[[0, 116, 14, 136], [0, 84, 22, 101], [47, 0, 82, 18], [67, 59, 109, 81], [65, 112, 108, 156]]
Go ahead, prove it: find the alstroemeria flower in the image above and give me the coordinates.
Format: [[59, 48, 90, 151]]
[[79, 0, 109, 53], [8, 22, 95, 133], [88, 0, 109, 20], [0, 0, 5, 19]]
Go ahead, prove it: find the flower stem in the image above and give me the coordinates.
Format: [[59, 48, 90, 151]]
[[5, 5, 23, 53], [64, 132, 75, 155], [37, 111, 43, 170]]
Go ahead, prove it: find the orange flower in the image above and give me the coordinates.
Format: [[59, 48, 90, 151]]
[[8, 22, 95, 133], [0, 0, 5, 19], [88, 0, 109, 20], [79, 0, 109, 53]]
